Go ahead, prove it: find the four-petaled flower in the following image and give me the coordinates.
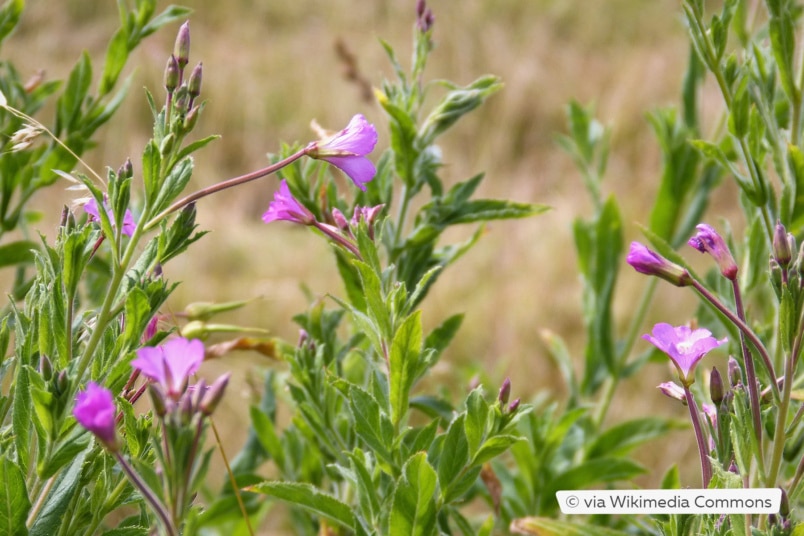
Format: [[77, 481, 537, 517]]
[[74, 382, 118, 449], [131, 337, 205, 399], [306, 114, 378, 190], [643, 323, 727, 385], [626, 242, 692, 286], [84, 197, 136, 237], [262, 180, 315, 225], [688, 224, 737, 280]]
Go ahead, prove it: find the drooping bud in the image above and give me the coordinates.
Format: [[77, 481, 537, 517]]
[[709, 366, 724, 405], [498, 377, 511, 406], [188, 62, 203, 99], [688, 223, 738, 280], [200, 372, 230, 416], [658, 381, 687, 405], [174, 22, 191, 71], [627, 242, 692, 287], [164, 54, 179, 93], [773, 221, 792, 268]]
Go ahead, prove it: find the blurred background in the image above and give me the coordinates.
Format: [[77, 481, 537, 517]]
[[5, 0, 724, 496]]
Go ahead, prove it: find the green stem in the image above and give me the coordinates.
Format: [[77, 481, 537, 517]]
[[145, 149, 307, 232], [114, 451, 177, 536], [392, 184, 411, 255], [684, 383, 712, 487], [732, 281, 764, 463]]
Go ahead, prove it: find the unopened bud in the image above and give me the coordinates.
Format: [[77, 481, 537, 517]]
[[160, 133, 175, 156], [773, 221, 792, 268], [332, 208, 350, 231], [59, 205, 70, 228], [174, 22, 190, 70], [117, 158, 133, 180], [174, 87, 190, 115], [148, 383, 168, 417], [191, 378, 207, 411], [728, 356, 742, 387], [177, 391, 194, 424], [508, 398, 520, 413], [498, 377, 511, 406], [188, 63, 203, 99], [39, 354, 53, 381], [56, 370, 68, 394], [164, 55, 179, 93], [779, 488, 790, 517], [200, 372, 230, 416], [658, 381, 687, 405], [627, 242, 692, 287], [183, 105, 200, 132], [416, 0, 426, 17], [709, 367, 724, 405]]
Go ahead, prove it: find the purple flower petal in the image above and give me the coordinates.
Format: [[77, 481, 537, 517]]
[[307, 114, 378, 189], [83, 197, 137, 237], [319, 155, 376, 191], [262, 180, 315, 224], [643, 322, 727, 384], [74, 382, 117, 447], [688, 224, 737, 280], [131, 337, 205, 398]]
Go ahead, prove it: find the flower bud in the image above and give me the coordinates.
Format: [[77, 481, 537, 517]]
[[39, 354, 53, 381], [59, 205, 70, 229], [779, 487, 790, 517], [773, 221, 792, 268], [200, 372, 230, 416], [164, 54, 179, 93], [658, 381, 687, 405], [688, 224, 737, 280], [191, 378, 207, 411], [183, 105, 200, 132], [174, 22, 190, 71], [507, 398, 520, 413], [188, 63, 203, 99], [626, 242, 692, 287], [709, 366, 724, 405], [117, 158, 133, 180], [56, 370, 68, 395], [498, 377, 511, 406], [148, 383, 168, 417], [332, 208, 350, 232], [728, 356, 742, 387], [160, 133, 175, 157], [181, 320, 208, 340]]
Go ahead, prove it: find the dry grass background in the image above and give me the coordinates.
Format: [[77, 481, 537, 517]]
[[4, 0, 737, 517]]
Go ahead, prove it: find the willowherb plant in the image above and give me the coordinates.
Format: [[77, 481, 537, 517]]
[[0, 0, 552, 534]]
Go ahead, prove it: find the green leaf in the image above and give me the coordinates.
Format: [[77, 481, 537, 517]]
[[12, 363, 31, 473], [151, 156, 194, 215], [247, 482, 356, 530], [0, 455, 30, 536], [438, 415, 470, 501], [56, 50, 92, 134], [543, 458, 646, 505], [390, 311, 422, 427], [249, 406, 285, 470], [142, 140, 161, 207], [0, 0, 23, 47], [511, 517, 632, 536], [99, 28, 128, 95], [29, 450, 88, 536], [354, 261, 391, 340], [472, 435, 522, 465], [348, 450, 381, 524], [586, 417, 680, 459], [389, 452, 438, 536], [349, 385, 394, 467], [0, 240, 38, 269], [464, 387, 488, 457]]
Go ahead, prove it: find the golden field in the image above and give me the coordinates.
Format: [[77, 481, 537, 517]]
[[4, 0, 734, 519]]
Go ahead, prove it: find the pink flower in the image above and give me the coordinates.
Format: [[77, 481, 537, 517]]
[[306, 114, 378, 190], [643, 323, 727, 385], [84, 197, 136, 236], [131, 337, 205, 399], [688, 224, 737, 280], [262, 180, 315, 225], [626, 242, 691, 286], [74, 382, 118, 449]]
